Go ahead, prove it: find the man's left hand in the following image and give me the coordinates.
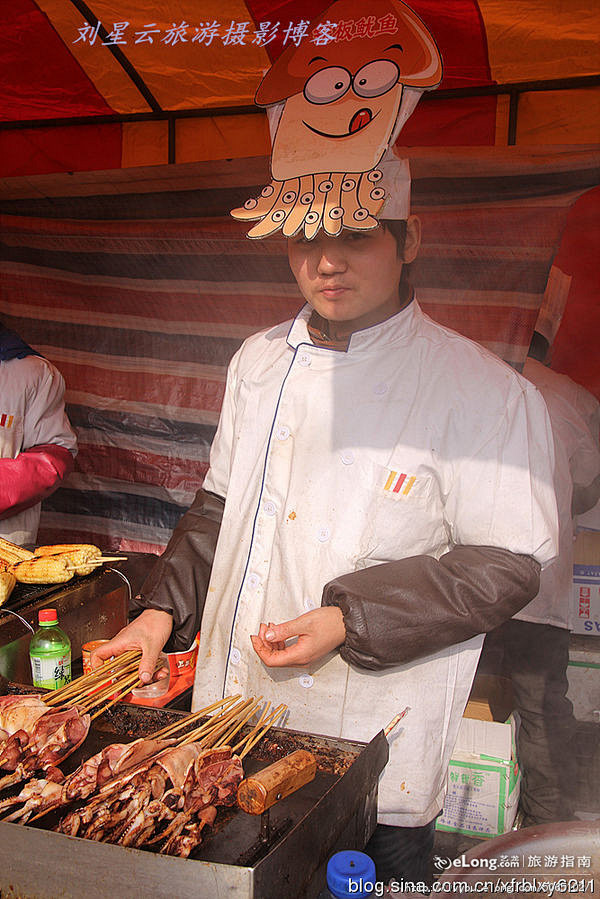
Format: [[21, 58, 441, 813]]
[[250, 607, 346, 668]]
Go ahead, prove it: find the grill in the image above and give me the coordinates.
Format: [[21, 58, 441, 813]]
[[0, 697, 388, 899]]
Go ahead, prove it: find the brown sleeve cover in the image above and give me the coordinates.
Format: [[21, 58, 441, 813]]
[[322, 546, 540, 670], [130, 489, 224, 651]]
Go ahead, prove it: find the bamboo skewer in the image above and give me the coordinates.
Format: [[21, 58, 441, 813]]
[[151, 696, 241, 741], [231, 702, 273, 756], [236, 703, 288, 759], [77, 667, 142, 711], [181, 697, 257, 748], [383, 706, 410, 737], [64, 556, 127, 571], [89, 676, 145, 721], [211, 698, 264, 749], [174, 705, 245, 748]]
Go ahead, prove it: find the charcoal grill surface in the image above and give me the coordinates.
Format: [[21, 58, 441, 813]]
[[3, 579, 72, 614], [0, 693, 388, 899]]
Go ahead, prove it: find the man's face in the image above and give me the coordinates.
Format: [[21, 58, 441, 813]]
[[288, 223, 413, 333]]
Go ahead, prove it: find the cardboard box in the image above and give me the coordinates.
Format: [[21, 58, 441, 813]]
[[437, 677, 520, 839], [463, 674, 513, 723], [572, 532, 600, 636]]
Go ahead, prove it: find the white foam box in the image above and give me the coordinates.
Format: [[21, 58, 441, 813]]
[[572, 532, 600, 636], [437, 679, 520, 839]]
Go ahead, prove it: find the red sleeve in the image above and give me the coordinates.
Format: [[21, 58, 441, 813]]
[[0, 444, 74, 519]]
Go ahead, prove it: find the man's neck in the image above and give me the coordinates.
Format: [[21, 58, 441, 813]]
[[308, 282, 413, 350]]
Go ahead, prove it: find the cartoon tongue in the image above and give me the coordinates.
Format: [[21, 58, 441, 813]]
[[349, 108, 372, 133]]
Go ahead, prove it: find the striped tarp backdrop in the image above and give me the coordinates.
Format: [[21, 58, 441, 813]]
[[1, 147, 598, 553]]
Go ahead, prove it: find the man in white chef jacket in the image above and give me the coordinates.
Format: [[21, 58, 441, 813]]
[[97, 196, 559, 883]]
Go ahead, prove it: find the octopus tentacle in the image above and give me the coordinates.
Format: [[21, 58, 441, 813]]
[[303, 174, 330, 240], [231, 180, 283, 222], [282, 175, 315, 237], [322, 172, 345, 237], [343, 173, 380, 231]]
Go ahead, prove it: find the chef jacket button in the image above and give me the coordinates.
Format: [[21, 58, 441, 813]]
[[263, 500, 277, 516], [298, 352, 312, 367], [230, 648, 241, 665], [299, 674, 314, 689], [374, 382, 389, 395], [340, 450, 354, 465], [247, 572, 261, 590], [304, 597, 317, 611], [276, 425, 290, 441], [317, 526, 330, 542]]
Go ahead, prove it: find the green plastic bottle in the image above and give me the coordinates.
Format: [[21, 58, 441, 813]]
[[29, 608, 72, 690]]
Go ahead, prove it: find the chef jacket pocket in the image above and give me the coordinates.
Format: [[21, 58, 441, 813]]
[[0, 412, 23, 458], [357, 459, 442, 560], [366, 460, 435, 504]]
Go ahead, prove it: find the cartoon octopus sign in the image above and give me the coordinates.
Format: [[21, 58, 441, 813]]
[[231, 0, 442, 239]]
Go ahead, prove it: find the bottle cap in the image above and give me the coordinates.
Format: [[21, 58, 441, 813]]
[[326, 851, 376, 898], [38, 608, 58, 624]]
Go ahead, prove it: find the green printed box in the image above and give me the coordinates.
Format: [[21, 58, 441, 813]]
[[437, 714, 520, 839]]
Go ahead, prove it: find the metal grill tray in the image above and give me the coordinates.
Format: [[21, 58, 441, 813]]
[[0, 695, 388, 899]]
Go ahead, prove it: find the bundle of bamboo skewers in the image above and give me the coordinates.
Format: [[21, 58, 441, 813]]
[[46, 652, 286, 752], [44, 649, 160, 720]]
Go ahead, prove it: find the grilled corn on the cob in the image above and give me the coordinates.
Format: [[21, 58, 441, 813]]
[[0, 561, 16, 607], [11, 556, 74, 585], [34, 544, 102, 576], [0, 537, 35, 566]]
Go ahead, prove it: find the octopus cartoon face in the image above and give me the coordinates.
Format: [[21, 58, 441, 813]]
[[269, 60, 404, 181], [257, 0, 442, 181]]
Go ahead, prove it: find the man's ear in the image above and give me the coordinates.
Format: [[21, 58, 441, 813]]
[[402, 215, 421, 263]]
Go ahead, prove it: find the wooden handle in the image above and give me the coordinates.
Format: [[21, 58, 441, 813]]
[[237, 749, 317, 815]]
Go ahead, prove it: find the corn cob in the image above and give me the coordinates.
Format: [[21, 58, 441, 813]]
[[11, 555, 73, 585], [34, 544, 102, 576], [0, 537, 35, 566], [0, 561, 16, 607], [34, 543, 101, 557]]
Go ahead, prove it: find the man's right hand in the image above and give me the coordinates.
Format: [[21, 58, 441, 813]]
[[91, 608, 173, 684]]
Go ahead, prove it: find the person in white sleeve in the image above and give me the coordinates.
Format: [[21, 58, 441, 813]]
[[0, 322, 77, 546], [481, 329, 600, 826]]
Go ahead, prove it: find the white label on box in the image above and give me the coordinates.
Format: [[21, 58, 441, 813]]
[[572, 566, 600, 635]]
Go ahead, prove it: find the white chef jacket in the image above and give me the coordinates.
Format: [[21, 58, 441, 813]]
[[193, 299, 558, 826], [516, 358, 600, 628], [0, 355, 77, 545]]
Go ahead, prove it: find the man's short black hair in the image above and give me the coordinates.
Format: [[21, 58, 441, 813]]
[[381, 219, 408, 257]]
